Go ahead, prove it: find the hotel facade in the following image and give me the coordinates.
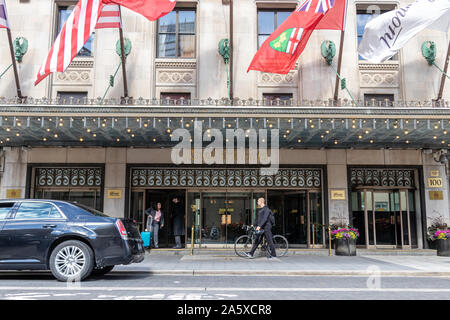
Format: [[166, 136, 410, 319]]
[[0, 0, 449, 249]]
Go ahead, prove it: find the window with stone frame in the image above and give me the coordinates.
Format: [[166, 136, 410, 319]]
[[57, 5, 94, 57], [257, 9, 291, 49], [364, 93, 394, 107], [57, 91, 88, 104], [357, 4, 397, 61], [263, 93, 293, 106], [160, 92, 191, 105], [157, 8, 196, 58]]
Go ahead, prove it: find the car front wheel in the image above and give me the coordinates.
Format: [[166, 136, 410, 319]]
[[49, 240, 94, 282]]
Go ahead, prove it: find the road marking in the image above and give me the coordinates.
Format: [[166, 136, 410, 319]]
[[1, 287, 450, 293]]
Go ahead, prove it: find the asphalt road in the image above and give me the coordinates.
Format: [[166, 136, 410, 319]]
[[1, 272, 450, 300]]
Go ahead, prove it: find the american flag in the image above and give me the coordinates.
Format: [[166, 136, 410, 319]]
[[0, 0, 9, 29], [35, 1, 122, 86], [96, 4, 121, 29]]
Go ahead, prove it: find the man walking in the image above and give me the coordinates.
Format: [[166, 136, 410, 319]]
[[245, 197, 276, 259]]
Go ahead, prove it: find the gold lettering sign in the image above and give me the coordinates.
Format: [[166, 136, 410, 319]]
[[6, 189, 21, 199], [428, 178, 443, 188], [107, 189, 123, 199], [331, 189, 346, 200], [430, 170, 440, 177], [429, 191, 444, 200]]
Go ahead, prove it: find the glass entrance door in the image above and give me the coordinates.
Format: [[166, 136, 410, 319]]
[[200, 192, 251, 245], [351, 189, 417, 248], [268, 190, 321, 247]]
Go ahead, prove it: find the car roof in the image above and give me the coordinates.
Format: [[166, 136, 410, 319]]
[[0, 199, 71, 205]]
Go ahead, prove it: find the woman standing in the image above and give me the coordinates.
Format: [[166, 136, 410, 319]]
[[145, 202, 164, 248]]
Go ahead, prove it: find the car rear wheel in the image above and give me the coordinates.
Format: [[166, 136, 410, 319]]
[[49, 240, 94, 282]]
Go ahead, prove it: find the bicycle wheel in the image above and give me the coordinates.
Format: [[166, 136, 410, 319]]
[[234, 235, 253, 257], [272, 235, 289, 257]]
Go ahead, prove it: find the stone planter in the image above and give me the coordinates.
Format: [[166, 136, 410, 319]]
[[436, 239, 450, 257], [334, 238, 357, 256]]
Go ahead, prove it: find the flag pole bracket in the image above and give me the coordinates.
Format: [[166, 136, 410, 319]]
[[219, 39, 231, 99], [13, 37, 28, 63]]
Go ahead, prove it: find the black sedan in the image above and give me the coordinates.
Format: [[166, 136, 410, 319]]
[[0, 199, 145, 281]]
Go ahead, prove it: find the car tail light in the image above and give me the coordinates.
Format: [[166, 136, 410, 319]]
[[115, 219, 128, 240]]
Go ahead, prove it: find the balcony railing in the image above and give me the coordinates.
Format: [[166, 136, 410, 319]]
[[0, 96, 448, 108]]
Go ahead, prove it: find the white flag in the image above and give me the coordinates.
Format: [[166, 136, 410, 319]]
[[358, 0, 450, 63]]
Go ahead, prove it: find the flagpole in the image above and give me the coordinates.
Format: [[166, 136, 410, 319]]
[[118, 6, 129, 98], [6, 28, 23, 99], [333, 30, 344, 103], [229, 0, 234, 102], [437, 41, 450, 101]]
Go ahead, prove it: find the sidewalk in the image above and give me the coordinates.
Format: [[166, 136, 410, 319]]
[[115, 249, 450, 277]]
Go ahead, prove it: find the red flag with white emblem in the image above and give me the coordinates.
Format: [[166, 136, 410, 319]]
[[248, 0, 347, 74], [102, 0, 176, 21]]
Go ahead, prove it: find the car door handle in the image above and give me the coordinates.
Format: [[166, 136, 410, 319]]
[[43, 224, 57, 229]]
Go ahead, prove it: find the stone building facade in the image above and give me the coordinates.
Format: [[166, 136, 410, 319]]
[[0, 0, 449, 249]]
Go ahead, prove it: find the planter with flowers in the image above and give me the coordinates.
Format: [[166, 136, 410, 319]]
[[331, 226, 359, 256], [428, 216, 450, 256]]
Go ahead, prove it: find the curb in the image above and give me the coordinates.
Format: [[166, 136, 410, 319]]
[[111, 269, 450, 277]]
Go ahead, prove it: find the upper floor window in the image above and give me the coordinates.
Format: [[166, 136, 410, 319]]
[[258, 9, 291, 48], [357, 5, 396, 61], [263, 93, 293, 105], [157, 9, 196, 58], [364, 93, 394, 107], [161, 92, 191, 105], [58, 6, 93, 57], [57, 91, 88, 104]]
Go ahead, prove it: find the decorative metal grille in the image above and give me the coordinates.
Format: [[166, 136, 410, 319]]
[[350, 168, 415, 188], [131, 168, 321, 188], [35, 167, 103, 187]]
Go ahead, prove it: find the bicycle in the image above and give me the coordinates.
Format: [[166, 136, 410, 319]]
[[234, 224, 289, 258]]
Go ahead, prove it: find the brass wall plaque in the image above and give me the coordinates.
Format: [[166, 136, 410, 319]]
[[107, 189, 123, 199], [428, 178, 443, 188], [6, 189, 21, 199], [430, 170, 440, 177], [331, 189, 346, 200], [429, 191, 444, 200]]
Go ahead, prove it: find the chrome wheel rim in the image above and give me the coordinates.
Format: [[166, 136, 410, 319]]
[[55, 246, 86, 277]]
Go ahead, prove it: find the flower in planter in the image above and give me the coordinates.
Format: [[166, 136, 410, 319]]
[[331, 227, 360, 240], [428, 215, 449, 241], [433, 230, 450, 240]]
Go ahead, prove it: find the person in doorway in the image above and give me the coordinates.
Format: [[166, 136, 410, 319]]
[[244, 197, 276, 259], [145, 202, 164, 249], [172, 197, 185, 249]]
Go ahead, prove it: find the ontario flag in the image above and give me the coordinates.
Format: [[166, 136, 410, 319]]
[[248, 0, 347, 74], [102, 0, 176, 21]]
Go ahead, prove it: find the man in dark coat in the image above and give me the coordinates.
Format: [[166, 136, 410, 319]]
[[245, 197, 276, 259], [172, 197, 185, 248]]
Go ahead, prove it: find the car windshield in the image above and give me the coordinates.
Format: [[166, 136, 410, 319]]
[[70, 202, 109, 217]]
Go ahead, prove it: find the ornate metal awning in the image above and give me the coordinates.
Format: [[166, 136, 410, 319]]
[[1, 101, 450, 149]]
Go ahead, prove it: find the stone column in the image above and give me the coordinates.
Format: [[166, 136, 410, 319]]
[[103, 148, 127, 218], [422, 151, 450, 231], [0, 147, 28, 200], [326, 150, 349, 226]]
